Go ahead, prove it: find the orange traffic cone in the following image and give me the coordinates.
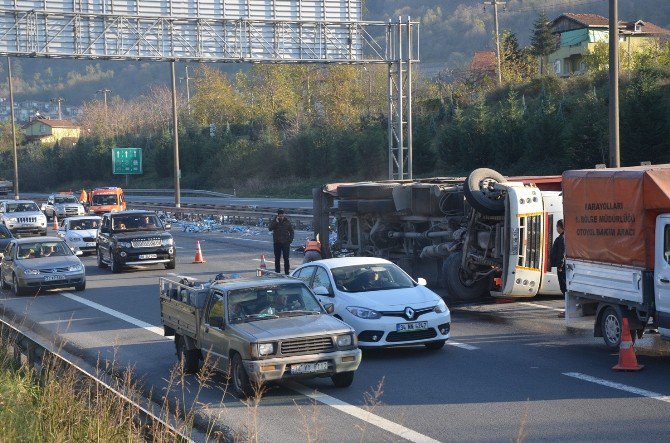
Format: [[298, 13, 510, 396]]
[[53, 215, 59, 231], [613, 318, 644, 371], [257, 254, 267, 277], [192, 240, 206, 264]]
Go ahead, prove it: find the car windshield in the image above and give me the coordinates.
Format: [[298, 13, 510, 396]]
[[6, 202, 39, 213], [330, 263, 415, 293], [54, 196, 78, 204], [112, 214, 161, 232], [69, 219, 100, 230], [227, 284, 324, 324], [92, 194, 118, 205], [17, 241, 72, 259]]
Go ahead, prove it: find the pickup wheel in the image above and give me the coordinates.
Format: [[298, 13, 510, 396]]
[[463, 168, 507, 216], [600, 307, 623, 350], [331, 371, 355, 388], [176, 336, 199, 374], [97, 249, 108, 268], [442, 252, 490, 302], [1, 273, 9, 289], [231, 353, 254, 399]]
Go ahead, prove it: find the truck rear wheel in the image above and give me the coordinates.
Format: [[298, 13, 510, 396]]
[[463, 168, 507, 216], [600, 307, 623, 350], [176, 336, 199, 374], [442, 252, 490, 302], [231, 353, 254, 398]]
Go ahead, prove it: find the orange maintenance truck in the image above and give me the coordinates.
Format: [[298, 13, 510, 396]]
[[88, 187, 126, 215]]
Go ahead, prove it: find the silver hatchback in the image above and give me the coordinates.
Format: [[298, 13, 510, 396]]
[[0, 238, 85, 295]]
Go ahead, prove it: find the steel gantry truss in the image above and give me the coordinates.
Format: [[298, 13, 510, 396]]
[[0, 0, 418, 182]]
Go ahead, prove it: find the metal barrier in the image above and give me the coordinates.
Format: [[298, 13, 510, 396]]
[[125, 189, 236, 198]]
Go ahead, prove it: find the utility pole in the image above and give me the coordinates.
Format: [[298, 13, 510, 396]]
[[50, 96, 64, 119], [484, 1, 506, 85], [7, 57, 18, 199], [608, 0, 620, 168], [96, 88, 111, 118], [179, 65, 193, 115], [171, 62, 181, 208]]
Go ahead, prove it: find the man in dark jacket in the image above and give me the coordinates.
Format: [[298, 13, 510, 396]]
[[550, 219, 566, 295], [269, 209, 295, 274]]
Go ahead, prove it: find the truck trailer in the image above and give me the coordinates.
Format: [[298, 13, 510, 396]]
[[313, 168, 564, 302], [564, 164, 670, 348]]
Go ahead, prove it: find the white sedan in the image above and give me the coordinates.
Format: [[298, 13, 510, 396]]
[[57, 216, 102, 255], [291, 257, 451, 350]]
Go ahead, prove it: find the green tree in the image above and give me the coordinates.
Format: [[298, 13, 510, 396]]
[[530, 13, 556, 75]]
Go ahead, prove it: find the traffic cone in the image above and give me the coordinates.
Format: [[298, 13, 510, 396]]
[[52, 215, 59, 231], [257, 254, 267, 277], [612, 318, 644, 371], [192, 240, 206, 264]]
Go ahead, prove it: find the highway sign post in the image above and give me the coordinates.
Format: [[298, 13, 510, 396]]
[[113, 148, 142, 175]]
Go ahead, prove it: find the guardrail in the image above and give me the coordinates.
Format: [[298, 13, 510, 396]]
[[125, 189, 236, 198]]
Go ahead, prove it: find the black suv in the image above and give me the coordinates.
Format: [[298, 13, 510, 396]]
[[97, 210, 175, 273]]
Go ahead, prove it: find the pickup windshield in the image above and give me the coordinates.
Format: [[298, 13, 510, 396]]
[[227, 284, 324, 324], [330, 263, 415, 293], [54, 196, 78, 204], [6, 202, 39, 213], [92, 194, 118, 205], [112, 214, 161, 232]]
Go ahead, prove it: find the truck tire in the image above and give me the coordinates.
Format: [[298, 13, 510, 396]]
[[176, 336, 199, 374], [331, 371, 355, 388], [600, 306, 623, 350], [231, 352, 254, 398], [463, 168, 507, 216], [442, 252, 490, 302]]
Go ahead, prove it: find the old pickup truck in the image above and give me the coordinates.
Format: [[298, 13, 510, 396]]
[[159, 275, 362, 398]]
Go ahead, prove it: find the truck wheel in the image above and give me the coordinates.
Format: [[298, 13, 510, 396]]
[[97, 249, 108, 269], [176, 336, 199, 374], [231, 353, 254, 398], [331, 371, 355, 388], [600, 307, 623, 350], [442, 252, 490, 302], [463, 168, 507, 216], [424, 340, 446, 351]]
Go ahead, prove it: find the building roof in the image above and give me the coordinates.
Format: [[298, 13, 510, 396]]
[[560, 13, 609, 28], [469, 51, 497, 73], [553, 13, 670, 35], [29, 118, 79, 129]]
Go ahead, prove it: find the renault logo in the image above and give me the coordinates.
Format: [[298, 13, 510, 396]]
[[404, 307, 415, 320]]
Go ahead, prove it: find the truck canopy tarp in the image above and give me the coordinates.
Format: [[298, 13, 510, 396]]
[[563, 164, 670, 268]]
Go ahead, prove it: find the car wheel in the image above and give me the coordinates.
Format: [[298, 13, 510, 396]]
[[97, 249, 108, 269], [165, 258, 176, 270], [13, 274, 27, 296], [175, 335, 199, 374], [463, 168, 507, 216], [331, 371, 355, 388], [1, 273, 9, 289], [110, 253, 122, 273], [230, 352, 254, 399], [442, 252, 491, 302], [601, 306, 623, 350], [424, 340, 446, 351], [74, 281, 86, 292]]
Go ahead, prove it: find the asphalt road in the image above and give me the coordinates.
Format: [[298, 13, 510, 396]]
[[2, 228, 670, 441]]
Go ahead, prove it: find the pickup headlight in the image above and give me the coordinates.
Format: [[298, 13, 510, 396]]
[[251, 343, 275, 357], [162, 237, 174, 246], [336, 334, 353, 347], [7, 217, 17, 223], [117, 241, 131, 248], [67, 264, 83, 272], [434, 300, 449, 314], [346, 306, 382, 320], [24, 269, 40, 275], [38, 214, 46, 221]]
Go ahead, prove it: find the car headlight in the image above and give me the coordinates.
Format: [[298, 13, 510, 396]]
[[162, 237, 174, 246], [67, 264, 83, 272], [251, 343, 275, 357], [7, 217, 17, 223], [434, 300, 449, 314], [117, 241, 131, 248], [24, 269, 40, 275], [346, 306, 382, 320], [336, 334, 353, 347], [38, 214, 46, 221]]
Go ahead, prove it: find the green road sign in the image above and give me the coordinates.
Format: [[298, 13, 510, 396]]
[[113, 147, 142, 174]]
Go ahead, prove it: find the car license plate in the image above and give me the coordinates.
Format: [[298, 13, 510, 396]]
[[86, 242, 96, 247], [290, 361, 328, 375], [44, 275, 65, 281], [139, 254, 158, 259], [396, 321, 428, 332]]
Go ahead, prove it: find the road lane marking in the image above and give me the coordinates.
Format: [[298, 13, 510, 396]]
[[62, 290, 439, 441], [61, 292, 167, 337], [220, 236, 272, 244], [519, 302, 564, 312], [446, 341, 479, 350], [563, 372, 670, 403], [285, 381, 441, 443]]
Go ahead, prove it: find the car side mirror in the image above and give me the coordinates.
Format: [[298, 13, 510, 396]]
[[323, 303, 335, 314], [209, 316, 224, 329], [313, 286, 333, 297], [417, 277, 427, 286]]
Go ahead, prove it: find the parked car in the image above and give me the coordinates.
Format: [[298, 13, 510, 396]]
[[97, 210, 175, 272], [57, 216, 102, 255], [42, 193, 86, 220], [291, 257, 451, 350], [0, 237, 86, 295], [0, 200, 48, 237], [0, 224, 13, 257]]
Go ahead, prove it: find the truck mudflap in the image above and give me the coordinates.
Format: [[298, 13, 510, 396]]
[[244, 349, 362, 383]]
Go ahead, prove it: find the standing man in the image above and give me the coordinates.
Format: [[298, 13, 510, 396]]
[[550, 219, 566, 295], [269, 209, 294, 274]]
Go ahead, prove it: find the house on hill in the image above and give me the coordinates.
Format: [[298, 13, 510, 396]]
[[468, 51, 497, 83], [23, 118, 81, 144], [549, 13, 670, 77]]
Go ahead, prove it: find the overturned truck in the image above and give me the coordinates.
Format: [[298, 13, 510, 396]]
[[313, 169, 565, 302]]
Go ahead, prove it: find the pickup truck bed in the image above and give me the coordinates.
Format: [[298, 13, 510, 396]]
[[159, 278, 209, 339]]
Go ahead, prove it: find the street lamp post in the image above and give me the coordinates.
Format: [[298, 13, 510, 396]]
[[96, 88, 111, 118], [6, 57, 18, 199], [50, 96, 64, 119]]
